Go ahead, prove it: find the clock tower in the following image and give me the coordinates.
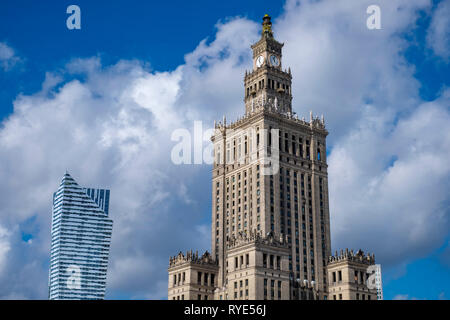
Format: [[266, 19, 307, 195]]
[[169, 13, 380, 302], [244, 14, 293, 115]]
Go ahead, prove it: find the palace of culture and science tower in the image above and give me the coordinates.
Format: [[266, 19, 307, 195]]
[[168, 15, 382, 301]]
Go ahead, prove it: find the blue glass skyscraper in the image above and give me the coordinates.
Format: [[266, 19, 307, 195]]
[[48, 172, 113, 300]]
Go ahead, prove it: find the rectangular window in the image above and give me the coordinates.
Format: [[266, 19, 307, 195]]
[[263, 278, 268, 299]]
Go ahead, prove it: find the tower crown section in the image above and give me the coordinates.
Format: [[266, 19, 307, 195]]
[[169, 250, 217, 268], [244, 14, 293, 116], [328, 249, 376, 265], [227, 230, 289, 250]]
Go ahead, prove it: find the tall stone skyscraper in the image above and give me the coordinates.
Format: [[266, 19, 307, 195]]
[[211, 14, 330, 299], [48, 172, 113, 300], [168, 14, 380, 300]]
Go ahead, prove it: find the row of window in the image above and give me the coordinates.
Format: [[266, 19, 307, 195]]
[[245, 78, 291, 98], [171, 294, 211, 300], [331, 293, 372, 300], [197, 272, 215, 287], [263, 279, 283, 300], [215, 127, 325, 166], [234, 254, 250, 270], [172, 271, 215, 287], [262, 253, 282, 270], [330, 269, 369, 285], [172, 272, 185, 286]]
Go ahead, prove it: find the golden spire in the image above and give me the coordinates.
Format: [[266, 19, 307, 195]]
[[262, 14, 273, 38]]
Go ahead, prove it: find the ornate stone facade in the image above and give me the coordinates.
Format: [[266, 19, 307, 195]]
[[168, 14, 381, 300], [168, 251, 219, 300], [223, 231, 290, 300], [327, 249, 378, 300]]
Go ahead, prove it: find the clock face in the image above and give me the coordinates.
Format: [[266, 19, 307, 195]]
[[270, 55, 280, 67], [256, 55, 265, 68]]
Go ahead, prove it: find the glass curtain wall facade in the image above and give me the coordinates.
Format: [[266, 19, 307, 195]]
[[48, 173, 113, 300]]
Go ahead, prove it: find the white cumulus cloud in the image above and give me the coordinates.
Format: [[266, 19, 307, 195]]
[[0, 42, 21, 71], [427, 0, 450, 61], [0, 225, 11, 273]]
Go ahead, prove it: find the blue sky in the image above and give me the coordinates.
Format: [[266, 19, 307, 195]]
[[0, 0, 285, 118], [0, 0, 449, 300]]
